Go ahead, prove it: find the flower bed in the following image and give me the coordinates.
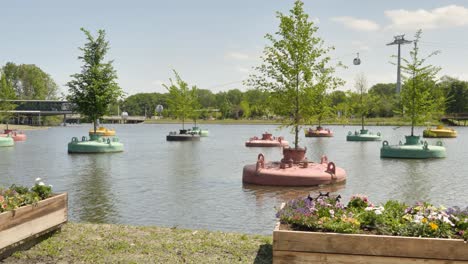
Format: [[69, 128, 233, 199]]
[[273, 193, 468, 263], [0, 180, 67, 259]]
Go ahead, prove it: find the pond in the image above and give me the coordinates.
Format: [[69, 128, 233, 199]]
[[0, 124, 466, 235]]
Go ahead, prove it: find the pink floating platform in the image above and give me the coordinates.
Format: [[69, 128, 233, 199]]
[[0, 130, 27, 141], [245, 132, 288, 147], [243, 154, 346, 186], [305, 127, 333, 137]]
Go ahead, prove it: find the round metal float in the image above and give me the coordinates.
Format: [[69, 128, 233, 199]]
[[190, 126, 209, 137], [242, 153, 346, 186], [68, 135, 124, 153], [1, 129, 27, 141], [245, 132, 288, 147], [347, 129, 381, 141], [0, 136, 14, 147], [380, 136, 446, 159], [304, 127, 333, 137], [166, 130, 201, 141], [423, 125, 457, 138]]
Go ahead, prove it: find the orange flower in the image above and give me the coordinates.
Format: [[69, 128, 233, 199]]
[[429, 222, 438, 230], [421, 218, 428, 224]]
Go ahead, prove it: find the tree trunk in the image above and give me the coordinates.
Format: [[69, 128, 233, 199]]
[[361, 115, 364, 130], [94, 118, 97, 134]]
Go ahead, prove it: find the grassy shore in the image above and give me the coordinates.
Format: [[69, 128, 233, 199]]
[[4, 223, 272, 264], [0, 124, 49, 130], [143, 117, 442, 127]]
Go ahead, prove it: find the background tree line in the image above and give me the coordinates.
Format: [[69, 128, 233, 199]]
[[117, 75, 468, 121]]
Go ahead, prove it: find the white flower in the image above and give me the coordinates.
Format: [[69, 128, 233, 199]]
[[35, 177, 42, 182], [365, 207, 373, 211], [375, 209, 382, 215], [38, 182, 45, 186], [49, 184, 53, 188]]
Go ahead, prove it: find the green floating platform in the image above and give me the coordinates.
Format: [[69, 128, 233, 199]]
[[190, 127, 209, 137], [68, 135, 124, 153], [380, 136, 446, 159], [0, 136, 14, 147], [347, 129, 381, 142]]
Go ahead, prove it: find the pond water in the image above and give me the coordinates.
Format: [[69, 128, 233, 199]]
[[0, 124, 466, 235]]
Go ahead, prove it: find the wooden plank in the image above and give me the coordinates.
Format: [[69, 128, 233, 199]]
[[273, 251, 468, 264], [0, 208, 67, 249], [0, 193, 67, 232], [273, 226, 468, 261], [0, 193, 67, 250]]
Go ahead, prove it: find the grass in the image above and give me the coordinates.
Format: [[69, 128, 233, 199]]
[[3, 223, 273, 264]]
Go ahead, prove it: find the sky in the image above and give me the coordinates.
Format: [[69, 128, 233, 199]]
[[1, 0, 468, 97]]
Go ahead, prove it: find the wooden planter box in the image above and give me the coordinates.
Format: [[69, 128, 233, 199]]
[[273, 222, 468, 264], [0, 193, 68, 257]]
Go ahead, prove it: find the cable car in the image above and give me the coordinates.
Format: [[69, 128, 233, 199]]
[[353, 53, 361, 65]]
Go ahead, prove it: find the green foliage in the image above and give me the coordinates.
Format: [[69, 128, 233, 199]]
[[1, 62, 59, 100], [0, 73, 17, 126], [438, 76, 468, 114], [163, 70, 198, 129], [248, 0, 342, 148], [0, 181, 53, 213], [67, 28, 123, 132], [399, 30, 443, 136]]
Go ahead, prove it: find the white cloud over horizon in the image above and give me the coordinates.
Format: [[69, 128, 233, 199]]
[[225, 51, 250, 60], [331, 16, 380, 31], [385, 5, 468, 31]]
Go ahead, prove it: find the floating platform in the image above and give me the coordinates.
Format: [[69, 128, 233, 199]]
[[89, 127, 116, 137], [1, 129, 27, 141], [305, 127, 333, 137], [166, 130, 201, 141], [380, 136, 446, 159], [190, 126, 209, 137], [245, 132, 288, 147], [423, 125, 457, 138], [347, 129, 381, 141], [0, 136, 14, 147], [68, 136, 124, 153], [242, 153, 346, 186]]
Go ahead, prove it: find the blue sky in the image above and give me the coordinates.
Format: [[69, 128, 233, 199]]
[[1, 0, 468, 97]]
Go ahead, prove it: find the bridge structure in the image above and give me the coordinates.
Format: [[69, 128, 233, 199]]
[[0, 100, 146, 125], [441, 113, 468, 126]]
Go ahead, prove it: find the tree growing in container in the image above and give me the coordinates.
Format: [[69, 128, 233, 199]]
[[66, 28, 123, 135], [399, 30, 444, 138], [163, 70, 198, 132], [248, 0, 342, 150]]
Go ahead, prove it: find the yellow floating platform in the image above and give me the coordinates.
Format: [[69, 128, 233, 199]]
[[89, 127, 116, 137], [423, 125, 457, 138]]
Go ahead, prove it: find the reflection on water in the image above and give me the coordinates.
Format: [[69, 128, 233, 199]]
[[0, 124, 467, 235], [69, 154, 118, 223]]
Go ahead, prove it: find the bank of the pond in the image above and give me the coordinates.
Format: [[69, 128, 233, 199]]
[[1, 125, 49, 130], [143, 117, 440, 126], [4, 223, 272, 264]]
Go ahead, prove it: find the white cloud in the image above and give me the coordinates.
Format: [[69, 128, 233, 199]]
[[225, 51, 249, 60], [237, 67, 250, 73], [351, 41, 370, 51], [152, 80, 166, 87], [385, 5, 468, 31], [331, 16, 380, 31]]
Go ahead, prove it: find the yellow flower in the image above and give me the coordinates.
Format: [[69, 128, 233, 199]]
[[429, 222, 438, 230], [421, 218, 428, 224]]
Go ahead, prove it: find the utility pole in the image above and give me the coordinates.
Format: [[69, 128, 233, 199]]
[[387, 35, 412, 94]]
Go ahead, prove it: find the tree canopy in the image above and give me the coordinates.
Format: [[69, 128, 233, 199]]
[[400, 30, 442, 136], [247, 0, 341, 148], [163, 70, 198, 129], [66, 28, 123, 133]]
